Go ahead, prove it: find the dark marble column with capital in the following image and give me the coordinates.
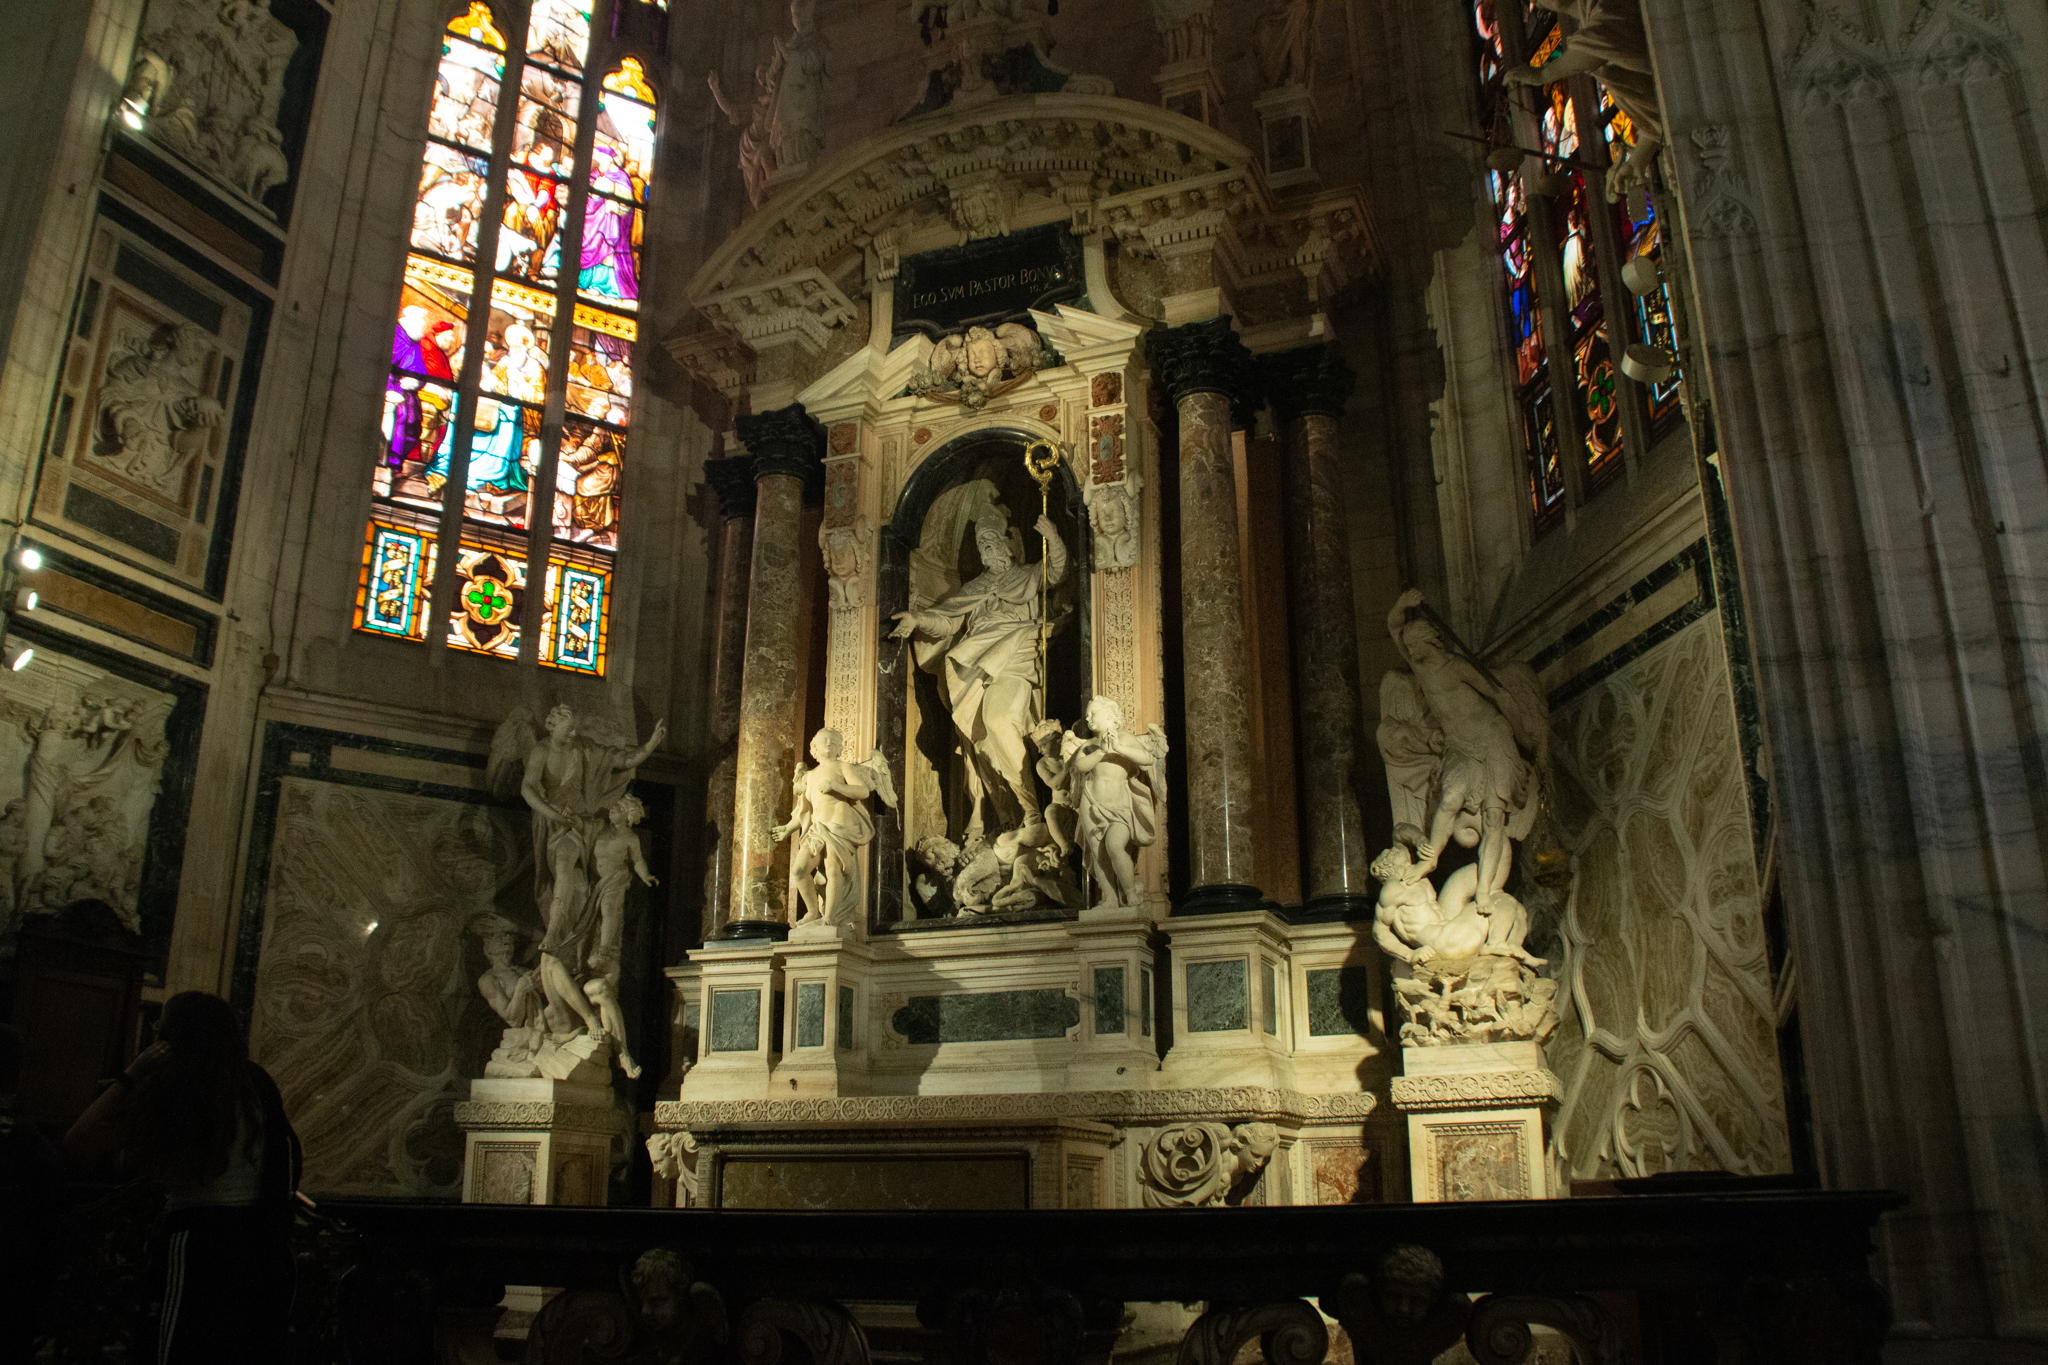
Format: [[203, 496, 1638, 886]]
[[1147, 317, 1266, 915], [698, 455, 757, 941], [718, 404, 823, 940], [1261, 344, 1371, 918]]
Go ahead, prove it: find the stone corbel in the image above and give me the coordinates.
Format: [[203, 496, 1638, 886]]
[[668, 328, 759, 407], [699, 268, 859, 355]]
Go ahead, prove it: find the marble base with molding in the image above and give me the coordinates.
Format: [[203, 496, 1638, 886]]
[[1390, 1040, 1562, 1202], [454, 1076, 624, 1206]]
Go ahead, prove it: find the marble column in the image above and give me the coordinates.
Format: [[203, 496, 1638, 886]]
[[698, 456, 756, 941], [719, 405, 823, 941], [1261, 345, 1370, 918], [1146, 317, 1264, 914]]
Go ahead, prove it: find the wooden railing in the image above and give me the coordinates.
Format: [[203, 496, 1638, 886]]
[[310, 1190, 1901, 1365]]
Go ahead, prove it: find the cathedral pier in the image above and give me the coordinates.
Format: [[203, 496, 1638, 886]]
[[721, 405, 823, 939], [698, 456, 757, 940], [1262, 345, 1372, 918], [1148, 317, 1263, 914]]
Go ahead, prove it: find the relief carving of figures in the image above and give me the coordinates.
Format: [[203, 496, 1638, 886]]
[[2, 688, 172, 936], [1152, 0, 1215, 63], [488, 705, 665, 1079], [1505, 0, 1663, 201], [137, 0, 299, 207], [821, 517, 872, 612], [1085, 479, 1140, 572], [893, 504, 1067, 843], [773, 728, 897, 927], [92, 322, 225, 497], [1053, 697, 1166, 912], [908, 323, 1048, 408], [1137, 1121, 1278, 1207], [1253, 0, 1315, 90], [1377, 590, 1557, 1047]]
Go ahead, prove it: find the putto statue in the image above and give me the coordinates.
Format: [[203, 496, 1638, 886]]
[[773, 728, 897, 928], [1376, 590, 1556, 1046], [908, 323, 1050, 408], [488, 704, 666, 1079], [1055, 697, 1168, 912]]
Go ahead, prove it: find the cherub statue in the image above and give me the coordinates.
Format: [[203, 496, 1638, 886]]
[[1060, 697, 1168, 911], [1378, 590, 1546, 915], [1504, 0, 1664, 202], [588, 794, 658, 990], [773, 728, 897, 926]]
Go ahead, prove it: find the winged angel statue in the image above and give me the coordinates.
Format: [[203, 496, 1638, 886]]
[[773, 727, 897, 927], [482, 704, 665, 1079], [1374, 590, 1558, 1046]]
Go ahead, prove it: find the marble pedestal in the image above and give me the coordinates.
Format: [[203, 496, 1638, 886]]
[[771, 923, 872, 1094], [1389, 1041, 1562, 1202], [454, 1076, 623, 1206], [678, 936, 783, 1100], [1155, 910, 1295, 1090]]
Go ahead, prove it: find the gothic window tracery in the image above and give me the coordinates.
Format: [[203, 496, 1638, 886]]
[[353, 1, 658, 676]]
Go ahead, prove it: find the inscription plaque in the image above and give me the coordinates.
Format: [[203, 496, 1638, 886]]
[[893, 223, 1083, 340]]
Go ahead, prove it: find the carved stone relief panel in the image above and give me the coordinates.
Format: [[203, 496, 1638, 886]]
[[0, 648, 177, 944], [136, 0, 302, 215], [35, 219, 252, 589], [247, 774, 532, 1198], [1542, 614, 1791, 1179], [1432, 1122, 1527, 1201], [472, 1140, 539, 1204]]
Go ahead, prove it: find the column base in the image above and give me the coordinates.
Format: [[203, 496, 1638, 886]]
[[712, 917, 791, 942], [1390, 1041, 1562, 1202], [1290, 893, 1375, 924], [1172, 883, 1264, 917]]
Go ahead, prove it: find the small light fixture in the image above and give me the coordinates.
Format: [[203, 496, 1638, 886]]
[[119, 52, 169, 132], [5, 643, 34, 672], [364, 920, 380, 935], [13, 589, 36, 613], [16, 547, 41, 572]]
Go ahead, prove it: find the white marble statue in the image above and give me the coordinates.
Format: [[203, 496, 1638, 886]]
[[707, 55, 780, 208], [772, 728, 897, 927], [1505, 0, 1664, 201], [1086, 479, 1140, 572], [138, 0, 299, 207], [892, 506, 1067, 843], [1056, 697, 1167, 912], [1152, 0, 1214, 63], [488, 705, 666, 1078], [770, 0, 826, 175], [820, 518, 871, 612], [1253, 0, 1315, 90], [92, 321, 225, 497], [1376, 590, 1555, 1046]]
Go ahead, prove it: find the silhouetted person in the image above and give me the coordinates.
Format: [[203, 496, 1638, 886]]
[[1, 1023, 64, 1363], [65, 992, 302, 1363]]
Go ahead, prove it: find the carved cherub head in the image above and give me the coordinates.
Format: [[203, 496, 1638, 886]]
[[631, 1248, 691, 1332], [545, 703, 577, 738], [1398, 614, 1445, 661], [1085, 695, 1123, 738], [609, 793, 645, 827], [809, 728, 844, 763], [1375, 1245, 1447, 1327]]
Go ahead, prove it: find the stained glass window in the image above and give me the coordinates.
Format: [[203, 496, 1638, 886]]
[[1602, 90, 1683, 438], [352, 2, 655, 673]]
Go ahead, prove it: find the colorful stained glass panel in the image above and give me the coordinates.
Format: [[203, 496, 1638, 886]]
[[447, 541, 527, 658], [499, 168, 569, 285], [553, 421, 623, 550], [375, 378, 457, 509], [429, 38, 503, 154], [1576, 326, 1623, 479], [412, 144, 491, 264], [450, 396, 540, 531], [355, 519, 439, 640], [592, 80, 655, 205], [526, 0, 592, 75], [576, 197, 640, 311], [513, 77, 580, 175], [566, 325, 633, 423], [478, 282, 555, 402], [540, 554, 610, 673]]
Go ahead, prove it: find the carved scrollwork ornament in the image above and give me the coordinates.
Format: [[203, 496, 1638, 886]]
[[738, 1297, 872, 1365], [526, 1288, 639, 1364], [1136, 1121, 1278, 1207], [1464, 1292, 1626, 1365], [1176, 1299, 1327, 1365]]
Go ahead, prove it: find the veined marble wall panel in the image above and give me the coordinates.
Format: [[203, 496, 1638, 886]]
[[246, 773, 531, 1198], [1542, 611, 1789, 1180]]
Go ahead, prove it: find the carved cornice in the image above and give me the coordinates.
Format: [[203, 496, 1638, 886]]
[[736, 404, 825, 484], [698, 268, 859, 357], [703, 455, 759, 520], [1258, 343, 1355, 423], [654, 1086, 1377, 1129], [1146, 317, 1264, 427], [452, 1100, 625, 1136], [667, 328, 758, 402], [1388, 1069, 1563, 1112]]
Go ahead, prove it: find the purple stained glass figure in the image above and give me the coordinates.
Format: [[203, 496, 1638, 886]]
[[579, 151, 639, 306]]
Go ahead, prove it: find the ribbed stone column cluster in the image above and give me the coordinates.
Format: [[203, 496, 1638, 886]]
[[1147, 317, 1265, 914], [1260, 344, 1371, 917], [720, 404, 823, 940], [698, 455, 756, 940]]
